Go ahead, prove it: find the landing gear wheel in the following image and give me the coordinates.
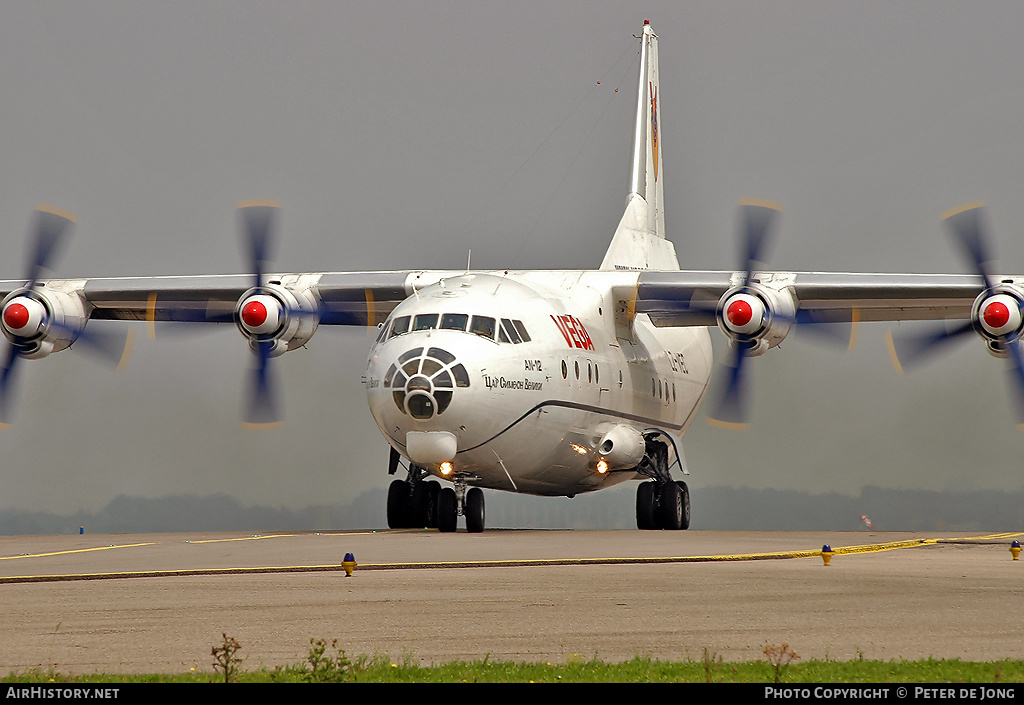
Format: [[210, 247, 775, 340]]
[[465, 487, 485, 533], [437, 487, 458, 533], [387, 479, 409, 529], [659, 480, 684, 531], [424, 482, 440, 528], [636, 481, 658, 530], [676, 480, 690, 530], [411, 481, 437, 528]]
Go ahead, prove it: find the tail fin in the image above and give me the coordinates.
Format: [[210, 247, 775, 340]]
[[600, 20, 679, 272]]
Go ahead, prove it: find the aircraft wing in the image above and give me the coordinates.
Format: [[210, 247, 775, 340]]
[[0, 271, 418, 327], [634, 270, 985, 327]]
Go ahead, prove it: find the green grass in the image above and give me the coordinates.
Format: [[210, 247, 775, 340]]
[[4, 655, 1024, 683]]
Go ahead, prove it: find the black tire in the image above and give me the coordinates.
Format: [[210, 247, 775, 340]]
[[465, 487, 485, 533], [387, 479, 409, 529], [410, 481, 435, 528], [659, 481, 684, 531], [437, 487, 458, 533], [676, 480, 690, 530], [425, 482, 440, 528], [636, 481, 658, 530]]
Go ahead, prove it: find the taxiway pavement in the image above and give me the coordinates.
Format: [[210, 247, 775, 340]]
[[0, 529, 1021, 674]]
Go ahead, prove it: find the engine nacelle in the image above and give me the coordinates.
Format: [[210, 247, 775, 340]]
[[234, 282, 319, 356], [596, 424, 647, 471], [0, 285, 87, 359], [716, 282, 796, 357]]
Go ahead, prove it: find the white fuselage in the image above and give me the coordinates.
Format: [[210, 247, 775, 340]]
[[365, 270, 713, 496]]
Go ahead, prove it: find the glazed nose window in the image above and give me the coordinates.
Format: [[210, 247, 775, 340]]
[[386, 348, 469, 416]]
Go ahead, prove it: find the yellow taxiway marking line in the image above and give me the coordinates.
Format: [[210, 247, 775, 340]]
[[0, 543, 154, 561], [183, 530, 390, 544], [183, 534, 296, 544], [1, 532, 1020, 583]]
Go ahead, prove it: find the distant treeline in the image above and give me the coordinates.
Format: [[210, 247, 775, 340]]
[[1, 485, 1022, 535]]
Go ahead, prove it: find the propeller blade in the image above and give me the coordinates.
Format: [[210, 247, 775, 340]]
[[0, 342, 22, 427], [26, 206, 76, 289], [238, 200, 279, 289], [1004, 340, 1024, 428], [738, 199, 782, 285], [885, 321, 976, 373], [53, 322, 135, 370], [243, 340, 281, 428], [706, 343, 752, 430], [943, 202, 995, 290]]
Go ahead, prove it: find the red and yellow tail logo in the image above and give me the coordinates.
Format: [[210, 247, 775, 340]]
[[649, 81, 659, 182]]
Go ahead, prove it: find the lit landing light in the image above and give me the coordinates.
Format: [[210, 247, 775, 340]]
[[595, 459, 609, 475], [439, 461, 453, 476]]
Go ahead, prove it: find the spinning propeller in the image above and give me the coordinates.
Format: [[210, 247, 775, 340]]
[[706, 200, 854, 430], [235, 201, 288, 428], [705, 199, 783, 429], [887, 203, 1024, 425], [0, 206, 132, 426]]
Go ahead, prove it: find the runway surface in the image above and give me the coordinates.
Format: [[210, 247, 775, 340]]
[[1, 529, 1022, 675]]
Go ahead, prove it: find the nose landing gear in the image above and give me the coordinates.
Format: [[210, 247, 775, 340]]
[[436, 476, 485, 533], [386, 456, 485, 533]]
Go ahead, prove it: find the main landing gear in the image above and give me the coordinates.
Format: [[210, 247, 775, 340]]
[[387, 462, 485, 533], [635, 438, 690, 531]]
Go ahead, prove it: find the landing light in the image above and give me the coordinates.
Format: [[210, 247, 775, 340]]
[[596, 459, 609, 474], [570, 443, 587, 455], [439, 461, 453, 476]]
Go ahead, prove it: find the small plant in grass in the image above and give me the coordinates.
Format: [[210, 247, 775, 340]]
[[702, 647, 722, 683], [211, 633, 243, 683], [763, 642, 799, 683], [303, 638, 353, 682]]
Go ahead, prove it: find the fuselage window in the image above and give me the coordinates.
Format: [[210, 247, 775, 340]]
[[595, 365, 599, 385], [658, 379, 663, 399], [512, 319, 531, 342], [470, 315, 496, 340], [501, 318, 522, 344], [389, 316, 411, 338], [413, 313, 438, 331], [440, 313, 469, 331], [574, 360, 580, 380], [672, 383, 676, 403], [587, 362, 592, 383], [652, 378, 656, 397], [561, 360, 567, 379]]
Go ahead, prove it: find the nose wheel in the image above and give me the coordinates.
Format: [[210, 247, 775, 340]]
[[386, 458, 485, 533], [437, 478, 485, 533]]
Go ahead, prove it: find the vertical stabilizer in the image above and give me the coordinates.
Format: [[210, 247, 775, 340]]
[[600, 21, 679, 272]]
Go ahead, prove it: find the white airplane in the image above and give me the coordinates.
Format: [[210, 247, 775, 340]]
[[0, 21, 1018, 532]]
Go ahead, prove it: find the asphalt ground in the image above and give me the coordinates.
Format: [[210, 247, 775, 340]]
[[0, 529, 1022, 675]]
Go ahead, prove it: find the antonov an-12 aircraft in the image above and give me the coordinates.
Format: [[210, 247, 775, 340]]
[[0, 21, 1019, 532]]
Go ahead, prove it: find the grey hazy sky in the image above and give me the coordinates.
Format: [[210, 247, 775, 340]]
[[1, 1, 1023, 516]]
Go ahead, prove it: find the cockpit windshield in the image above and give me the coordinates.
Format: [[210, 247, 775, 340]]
[[385, 312, 530, 344]]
